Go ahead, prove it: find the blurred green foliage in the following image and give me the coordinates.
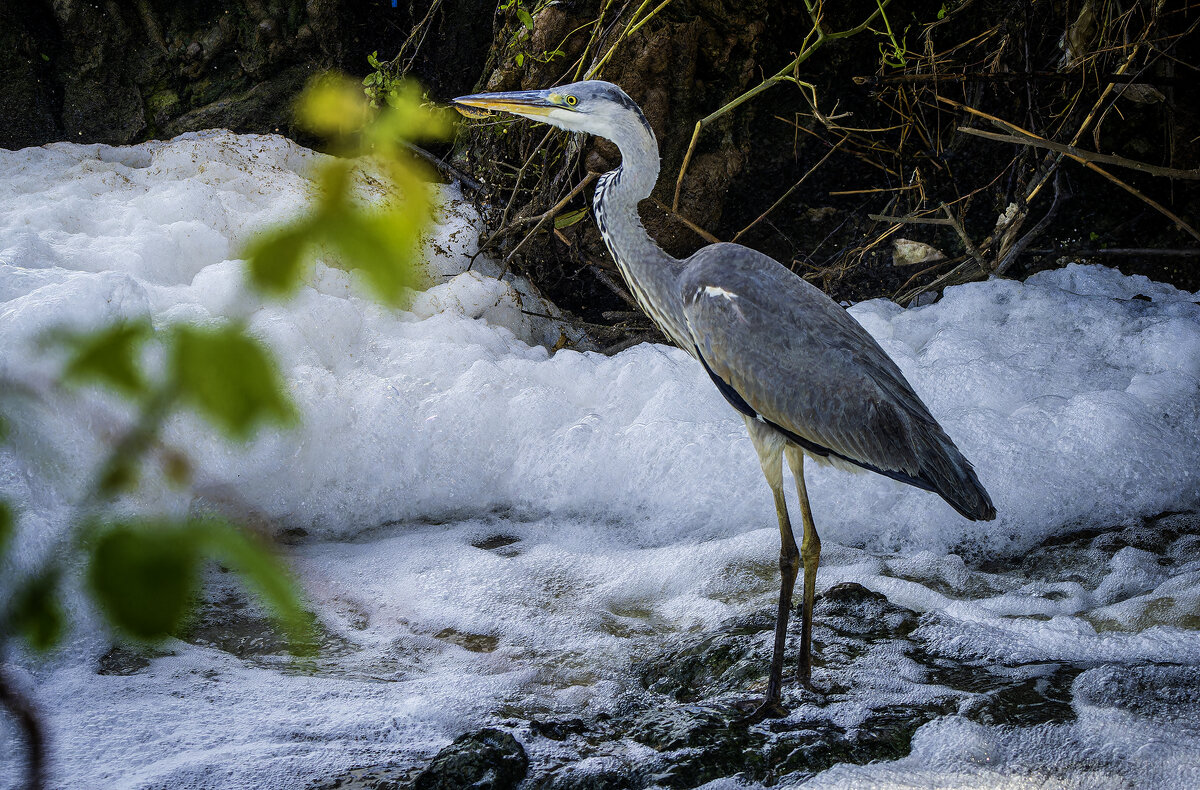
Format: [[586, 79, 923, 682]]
[[61, 321, 152, 398], [249, 74, 452, 306], [0, 71, 450, 677], [7, 571, 65, 653], [85, 517, 311, 649], [170, 324, 296, 440]]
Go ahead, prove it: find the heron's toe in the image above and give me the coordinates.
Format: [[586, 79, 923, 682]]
[[730, 698, 790, 726]]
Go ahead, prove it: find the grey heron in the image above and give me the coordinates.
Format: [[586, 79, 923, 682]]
[[454, 80, 996, 720]]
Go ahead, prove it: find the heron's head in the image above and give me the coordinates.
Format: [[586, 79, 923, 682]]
[[453, 80, 653, 145]]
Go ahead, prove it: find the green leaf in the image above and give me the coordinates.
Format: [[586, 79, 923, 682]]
[[0, 499, 12, 560], [169, 325, 297, 440], [515, 52, 525, 67], [8, 570, 65, 652], [61, 321, 152, 397], [87, 521, 201, 641], [553, 207, 589, 229], [517, 7, 534, 30], [98, 455, 140, 496], [192, 518, 314, 654], [245, 226, 310, 297], [322, 210, 425, 306]]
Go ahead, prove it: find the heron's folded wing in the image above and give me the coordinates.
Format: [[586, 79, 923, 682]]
[[678, 246, 936, 478]]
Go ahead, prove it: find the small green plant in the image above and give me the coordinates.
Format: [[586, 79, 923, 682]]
[[499, 0, 565, 68], [872, 0, 910, 69], [363, 50, 404, 109], [0, 71, 452, 789]]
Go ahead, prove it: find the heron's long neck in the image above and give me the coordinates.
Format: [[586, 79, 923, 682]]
[[593, 124, 690, 348]]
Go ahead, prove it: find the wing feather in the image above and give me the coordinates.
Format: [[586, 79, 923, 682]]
[[678, 244, 995, 520]]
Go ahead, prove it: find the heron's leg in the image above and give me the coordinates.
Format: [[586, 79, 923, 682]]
[[762, 478, 800, 710], [741, 420, 798, 721], [785, 446, 820, 687]]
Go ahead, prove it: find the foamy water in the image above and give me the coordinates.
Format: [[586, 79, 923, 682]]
[[2, 132, 1198, 789]]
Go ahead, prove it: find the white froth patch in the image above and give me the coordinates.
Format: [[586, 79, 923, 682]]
[[2, 132, 1200, 789]]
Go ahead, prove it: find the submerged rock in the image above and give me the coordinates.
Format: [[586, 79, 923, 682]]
[[95, 645, 160, 675], [315, 730, 528, 790], [523, 580, 1106, 789], [413, 729, 528, 790], [312, 765, 416, 790]]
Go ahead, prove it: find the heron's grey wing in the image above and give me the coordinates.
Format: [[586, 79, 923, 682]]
[[678, 243, 995, 521]]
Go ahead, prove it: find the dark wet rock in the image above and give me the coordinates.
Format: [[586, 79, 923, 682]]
[[638, 584, 920, 704], [528, 718, 588, 741], [311, 765, 417, 790], [472, 533, 524, 558], [96, 645, 160, 675], [1074, 663, 1200, 721], [472, 534, 522, 551], [593, 584, 961, 788], [1091, 524, 1174, 555], [637, 611, 771, 702], [816, 583, 921, 640], [184, 578, 354, 663], [526, 760, 640, 790], [616, 697, 955, 789], [435, 628, 500, 653], [533, 574, 1123, 789], [1168, 532, 1200, 564], [628, 703, 732, 752], [413, 729, 528, 790], [186, 590, 292, 658], [981, 511, 1200, 585], [954, 663, 1082, 727]]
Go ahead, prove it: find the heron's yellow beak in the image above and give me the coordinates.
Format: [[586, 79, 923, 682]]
[[452, 89, 558, 120]]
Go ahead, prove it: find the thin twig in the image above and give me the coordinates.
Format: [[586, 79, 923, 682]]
[[588, 264, 639, 308], [496, 173, 599, 277], [571, 0, 617, 81], [939, 95, 1200, 242], [502, 128, 557, 226], [520, 309, 628, 331], [941, 202, 988, 272], [648, 198, 720, 243], [401, 142, 485, 192], [995, 171, 1067, 276], [1026, 247, 1200, 257], [956, 126, 1200, 179], [893, 255, 967, 298], [671, 0, 891, 211], [854, 71, 1191, 86], [868, 213, 954, 226], [732, 137, 844, 242], [585, 0, 676, 79]]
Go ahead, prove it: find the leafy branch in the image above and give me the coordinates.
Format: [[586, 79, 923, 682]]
[[671, 0, 892, 211], [0, 72, 451, 790]]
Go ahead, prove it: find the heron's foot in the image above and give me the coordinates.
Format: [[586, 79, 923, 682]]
[[795, 672, 832, 702], [798, 661, 822, 692], [730, 698, 789, 726]]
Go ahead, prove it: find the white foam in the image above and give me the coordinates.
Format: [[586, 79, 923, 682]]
[[3, 132, 1200, 789]]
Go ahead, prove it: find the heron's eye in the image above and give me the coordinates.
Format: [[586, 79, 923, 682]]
[[565, 95, 578, 107]]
